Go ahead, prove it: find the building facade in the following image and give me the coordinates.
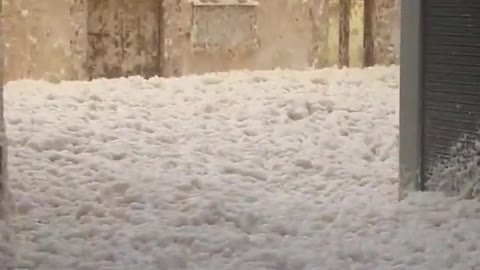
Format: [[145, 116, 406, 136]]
[[3, 0, 400, 83]]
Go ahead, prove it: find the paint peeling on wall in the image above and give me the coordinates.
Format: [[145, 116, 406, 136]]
[[3, 0, 401, 82], [190, 3, 259, 52], [87, 0, 161, 79], [162, 0, 314, 76], [3, 0, 88, 83]]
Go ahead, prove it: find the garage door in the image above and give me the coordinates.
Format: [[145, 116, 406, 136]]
[[422, 1, 480, 189]]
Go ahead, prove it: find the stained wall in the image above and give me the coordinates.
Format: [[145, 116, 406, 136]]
[[162, 0, 316, 76], [3, 0, 88, 82], [2, 0, 401, 82], [87, 0, 161, 79], [374, 0, 400, 65], [324, 0, 365, 68]]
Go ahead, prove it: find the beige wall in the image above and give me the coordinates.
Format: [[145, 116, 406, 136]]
[[3, 0, 88, 82], [3, 0, 401, 82], [162, 0, 316, 76]]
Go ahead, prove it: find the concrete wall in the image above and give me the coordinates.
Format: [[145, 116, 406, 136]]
[[3, 0, 401, 82], [3, 0, 88, 82]]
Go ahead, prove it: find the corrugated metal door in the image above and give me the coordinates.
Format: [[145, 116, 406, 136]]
[[422, 0, 480, 189]]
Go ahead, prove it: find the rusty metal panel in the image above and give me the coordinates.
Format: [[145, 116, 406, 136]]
[[87, 0, 161, 79], [191, 0, 259, 52]]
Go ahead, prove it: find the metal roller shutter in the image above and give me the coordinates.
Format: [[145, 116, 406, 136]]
[[422, 0, 480, 189]]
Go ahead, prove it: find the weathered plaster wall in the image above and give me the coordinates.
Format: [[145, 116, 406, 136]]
[[3, 0, 88, 83], [87, 0, 161, 79], [162, 0, 315, 77], [374, 0, 400, 65], [3, 0, 400, 82], [162, 0, 397, 77], [310, 0, 330, 68]]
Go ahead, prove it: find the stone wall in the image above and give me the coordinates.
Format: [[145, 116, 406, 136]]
[[3, 0, 401, 82]]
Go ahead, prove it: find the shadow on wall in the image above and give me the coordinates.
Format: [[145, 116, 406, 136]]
[[3, 0, 400, 83]]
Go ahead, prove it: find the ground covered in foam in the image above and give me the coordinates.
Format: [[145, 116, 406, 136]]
[[5, 66, 480, 270]]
